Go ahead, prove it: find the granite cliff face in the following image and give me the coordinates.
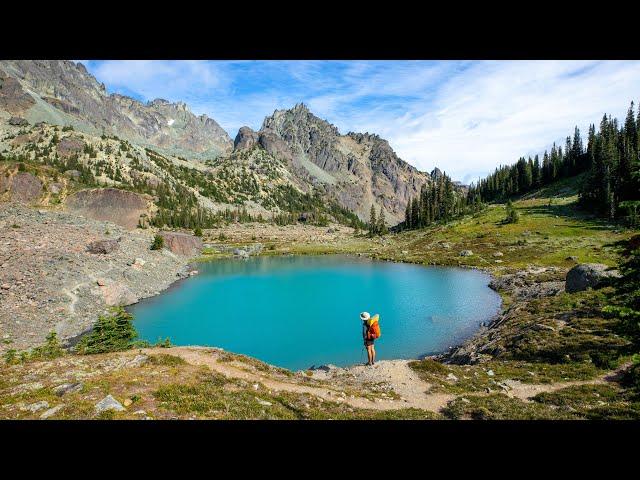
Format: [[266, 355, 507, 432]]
[[259, 103, 431, 223], [0, 60, 233, 159]]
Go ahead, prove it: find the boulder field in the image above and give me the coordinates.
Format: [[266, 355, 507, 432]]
[[0, 202, 200, 352]]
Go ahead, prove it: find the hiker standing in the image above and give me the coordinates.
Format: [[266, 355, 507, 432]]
[[360, 311, 381, 366]]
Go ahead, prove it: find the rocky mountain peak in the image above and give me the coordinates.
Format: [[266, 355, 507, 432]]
[[0, 60, 233, 159], [234, 126, 259, 151]]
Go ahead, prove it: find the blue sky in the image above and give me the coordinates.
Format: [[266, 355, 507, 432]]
[[77, 60, 640, 184]]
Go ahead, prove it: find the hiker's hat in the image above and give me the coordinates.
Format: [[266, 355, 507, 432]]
[[360, 312, 370, 321]]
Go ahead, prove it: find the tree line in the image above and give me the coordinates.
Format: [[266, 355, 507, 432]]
[[402, 171, 483, 230], [403, 100, 640, 231]]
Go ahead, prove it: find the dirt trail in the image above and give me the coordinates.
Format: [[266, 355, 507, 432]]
[[503, 365, 629, 401], [147, 347, 454, 413], [146, 347, 630, 414]]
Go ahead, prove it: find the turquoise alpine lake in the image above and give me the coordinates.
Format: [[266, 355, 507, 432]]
[[129, 255, 501, 371]]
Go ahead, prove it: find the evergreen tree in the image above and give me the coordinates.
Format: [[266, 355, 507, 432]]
[[377, 207, 388, 235], [369, 204, 377, 236]]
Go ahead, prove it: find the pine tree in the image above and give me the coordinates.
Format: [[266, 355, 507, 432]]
[[377, 207, 388, 235], [369, 204, 377, 236]]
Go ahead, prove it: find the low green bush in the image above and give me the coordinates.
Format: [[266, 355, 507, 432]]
[[150, 234, 164, 250], [76, 307, 138, 354]]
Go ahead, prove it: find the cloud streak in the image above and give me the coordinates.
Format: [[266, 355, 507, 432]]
[[78, 60, 640, 184]]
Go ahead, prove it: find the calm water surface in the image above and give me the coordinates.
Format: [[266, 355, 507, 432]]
[[129, 255, 501, 370]]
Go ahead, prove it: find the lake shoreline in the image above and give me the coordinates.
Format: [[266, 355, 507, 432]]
[[128, 250, 504, 372]]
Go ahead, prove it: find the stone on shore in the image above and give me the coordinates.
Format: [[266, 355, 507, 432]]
[[95, 395, 125, 413], [565, 263, 621, 293]]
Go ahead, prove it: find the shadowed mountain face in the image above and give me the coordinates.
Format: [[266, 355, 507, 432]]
[[0, 61, 441, 225], [0, 60, 233, 159]]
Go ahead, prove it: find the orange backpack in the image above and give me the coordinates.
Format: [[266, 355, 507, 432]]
[[369, 322, 381, 339], [367, 315, 381, 339]]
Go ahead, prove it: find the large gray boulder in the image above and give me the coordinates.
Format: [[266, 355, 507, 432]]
[[565, 263, 620, 293], [158, 231, 203, 256]]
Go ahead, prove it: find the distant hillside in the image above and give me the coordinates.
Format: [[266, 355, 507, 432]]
[[0, 60, 233, 159]]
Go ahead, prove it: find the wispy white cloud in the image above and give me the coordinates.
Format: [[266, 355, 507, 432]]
[[78, 60, 640, 184]]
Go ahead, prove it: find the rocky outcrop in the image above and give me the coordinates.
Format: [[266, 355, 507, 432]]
[[87, 239, 120, 254], [65, 188, 151, 230], [565, 263, 620, 293], [489, 267, 565, 301], [0, 61, 233, 159], [1, 172, 42, 203], [234, 126, 259, 151], [258, 129, 294, 161], [8, 116, 28, 126], [57, 136, 85, 158], [159, 231, 203, 256], [97, 279, 138, 306], [0, 72, 35, 114]]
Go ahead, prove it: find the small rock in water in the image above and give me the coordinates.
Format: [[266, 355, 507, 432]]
[[95, 395, 125, 413]]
